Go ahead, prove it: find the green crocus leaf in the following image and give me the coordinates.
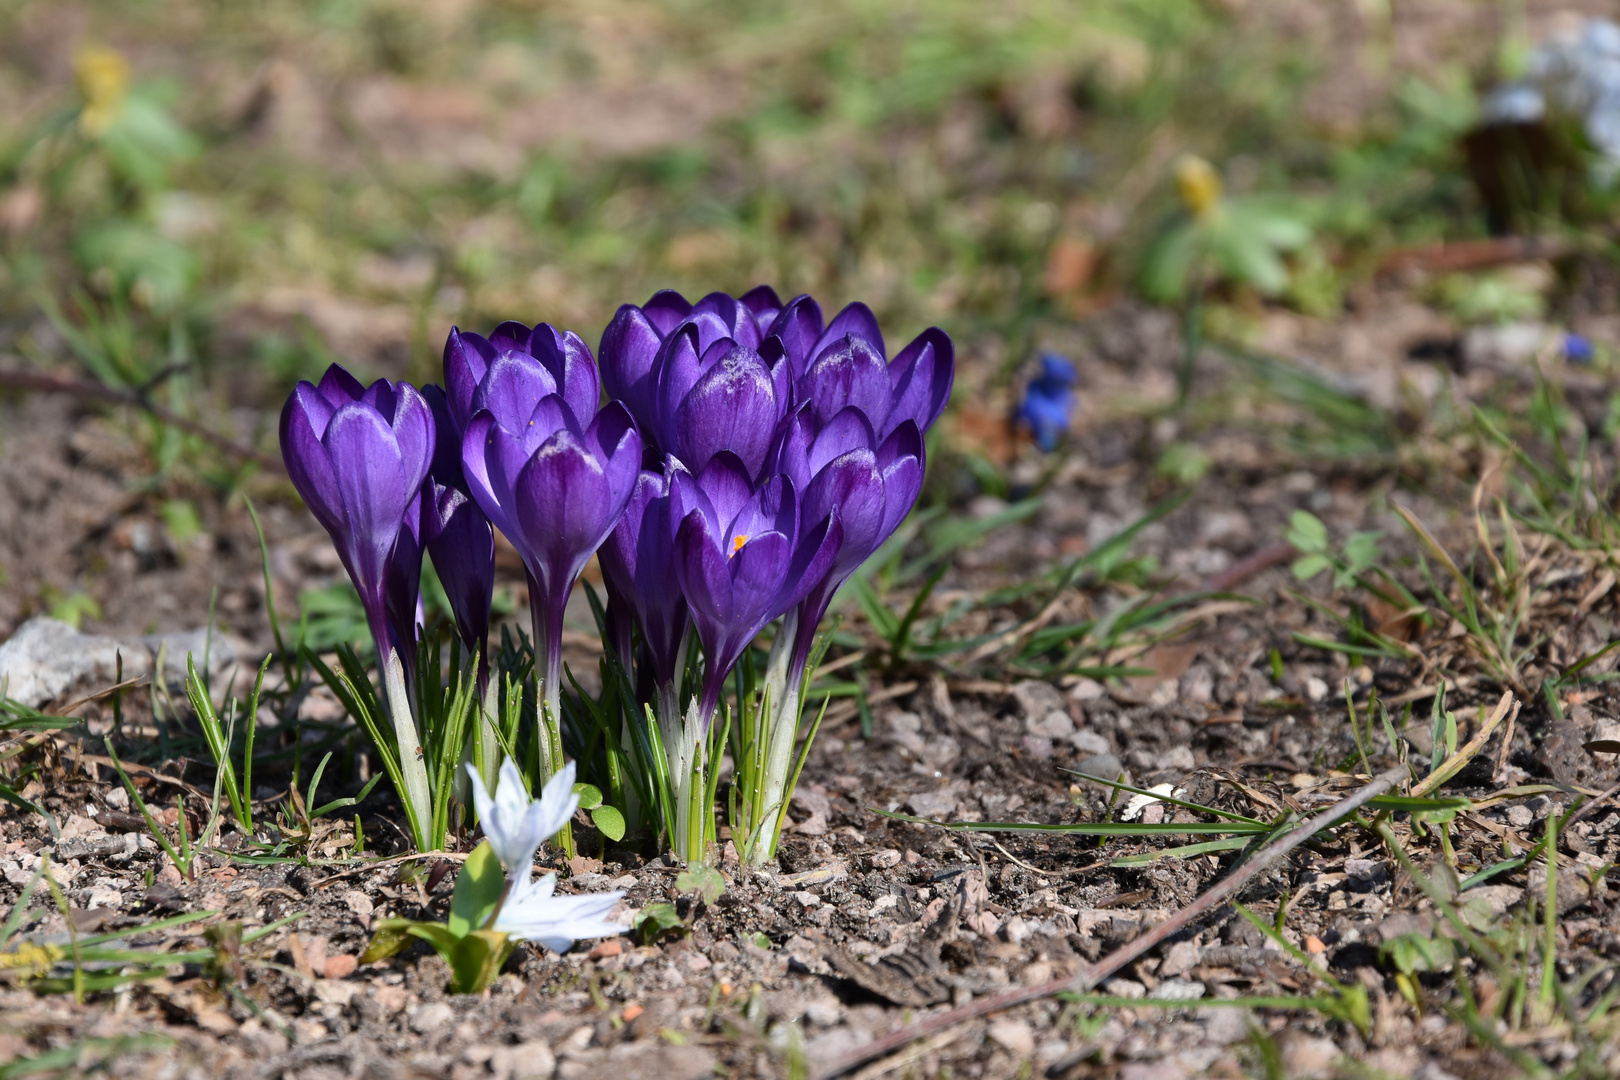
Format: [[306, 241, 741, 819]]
[[447, 841, 505, 938]]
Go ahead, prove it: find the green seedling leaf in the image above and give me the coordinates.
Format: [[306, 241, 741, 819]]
[[749, 931, 772, 950], [572, 783, 603, 811], [1286, 510, 1330, 554], [359, 919, 421, 964], [633, 902, 685, 946], [448, 929, 514, 995], [676, 865, 726, 906], [589, 805, 626, 843], [447, 842, 505, 938], [1381, 931, 1457, 974], [1290, 554, 1333, 581]]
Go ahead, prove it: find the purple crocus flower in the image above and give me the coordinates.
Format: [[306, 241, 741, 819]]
[[777, 298, 954, 442], [279, 364, 434, 668], [279, 363, 436, 844], [654, 330, 792, 479], [671, 454, 840, 727], [598, 461, 693, 695], [770, 407, 926, 686], [598, 288, 790, 464], [421, 385, 495, 670], [455, 322, 642, 773]]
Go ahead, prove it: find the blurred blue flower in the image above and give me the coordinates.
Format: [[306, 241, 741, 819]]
[[1565, 332, 1595, 365], [1015, 353, 1078, 452]]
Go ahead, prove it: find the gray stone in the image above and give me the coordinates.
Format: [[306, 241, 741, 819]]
[[0, 617, 148, 708], [1345, 858, 1388, 883], [1199, 1006, 1248, 1046], [143, 629, 241, 687], [409, 1002, 454, 1033], [905, 790, 959, 819], [1159, 745, 1196, 772], [988, 1018, 1035, 1058], [1074, 753, 1123, 782], [1027, 710, 1074, 739], [1156, 978, 1205, 1001], [486, 1036, 557, 1080], [1461, 884, 1522, 916], [1021, 734, 1054, 760], [1011, 680, 1067, 725], [603, 1039, 715, 1080], [1280, 1032, 1340, 1079], [1069, 728, 1110, 755], [1462, 322, 1548, 372]]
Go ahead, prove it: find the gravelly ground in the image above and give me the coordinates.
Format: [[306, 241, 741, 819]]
[[5, 297, 1620, 1080]]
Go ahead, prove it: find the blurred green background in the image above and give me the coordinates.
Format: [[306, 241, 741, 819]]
[[0, 0, 1597, 494]]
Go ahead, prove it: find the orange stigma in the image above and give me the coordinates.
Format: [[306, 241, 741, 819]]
[[730, 534, 749, 558]]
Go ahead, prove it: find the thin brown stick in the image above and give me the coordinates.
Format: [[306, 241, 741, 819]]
[[814, 763, 1410, 1080], [1199, 541, 1295, 593], [0, 365, 283, 473]]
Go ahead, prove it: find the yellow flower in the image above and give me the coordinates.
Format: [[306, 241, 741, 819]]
[[74, 46, 130, 138], [0, 940, 64, 982], [1174, 155, 1222, 222]]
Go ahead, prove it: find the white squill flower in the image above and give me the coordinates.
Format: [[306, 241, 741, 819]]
[[494, 872, 627, 954], [467, 759, 628, 952], [466, 759, 579, 881]]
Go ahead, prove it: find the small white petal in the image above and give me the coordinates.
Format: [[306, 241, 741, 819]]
[[495, 871, 626, 953], [535, 761, 580, 839]]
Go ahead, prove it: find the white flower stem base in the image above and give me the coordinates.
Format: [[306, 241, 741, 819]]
[[382, 646, 433, 851]]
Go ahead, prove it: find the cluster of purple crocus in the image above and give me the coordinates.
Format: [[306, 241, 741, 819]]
[[280, 286, 952, 862]]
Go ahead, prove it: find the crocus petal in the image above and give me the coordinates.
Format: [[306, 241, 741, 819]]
[[802, 334, 891, 430], [764, 294, 824, 377], [471, 351, 562, 434], [324, 404, 410, 599], [279, 393, 345, 538], [315, 364, 367, 410], [728, 473, 796, 553], [813, 301, 885, 363], [692, 453, 755, 532], [803, 450, 885, 578], [738, 284, 784, 338], [532, 324, 602, 429], [692, 291, 762, 350], [514, 427, 614, 591], [671, 343, 781, 478], [423, 479, 494, 652], [886, 327, 955, 437], [808, 406, 878, 476], [598, 304, 664, 437], [444, 328, 496, 428], [641, 289, 692, 335]]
